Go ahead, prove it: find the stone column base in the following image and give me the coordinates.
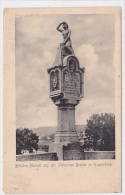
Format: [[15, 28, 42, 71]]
[[49, 142, 84, 161], [54, 131, 78, 142]]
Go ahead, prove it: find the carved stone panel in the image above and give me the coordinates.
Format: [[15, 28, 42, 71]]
[[63, 69, 81, 99], [50, 70, 59, 92]]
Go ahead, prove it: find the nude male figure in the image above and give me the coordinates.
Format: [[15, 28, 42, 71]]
[[56, 22, 74, 55]]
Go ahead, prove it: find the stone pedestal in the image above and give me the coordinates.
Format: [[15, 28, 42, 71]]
[[49, 142, 84, 161], [47, 54, 85, 160], [55, 106, 78, 142]]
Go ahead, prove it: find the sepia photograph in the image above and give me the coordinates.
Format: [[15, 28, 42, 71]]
[[16, 14, 115, 161], [3, 7, 122, 193]]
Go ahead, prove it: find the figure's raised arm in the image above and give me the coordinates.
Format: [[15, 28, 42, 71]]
[[56, 22, 64, 32]]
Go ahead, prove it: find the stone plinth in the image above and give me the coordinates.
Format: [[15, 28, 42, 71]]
[[53, 43, 74, 67]]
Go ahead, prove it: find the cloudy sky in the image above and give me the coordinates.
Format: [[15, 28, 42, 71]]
[[15, 14, 115, 128]]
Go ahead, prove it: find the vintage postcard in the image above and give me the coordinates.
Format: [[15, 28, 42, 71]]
[[3, 7, 121, 193]]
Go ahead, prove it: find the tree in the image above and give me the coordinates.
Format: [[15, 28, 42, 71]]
[[84, 113, 115, 151], [16, 128, 39, 155]]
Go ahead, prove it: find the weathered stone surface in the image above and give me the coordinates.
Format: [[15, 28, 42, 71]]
[[48, 55, 85, 106], [63, 143, 84, 160], [16, 153, 58, 161], [16, 151, 115, 161], [63, 150, 84, 160], [47, 50, 85, 160], [54, 106, 78, 142], [53, 44, 74, 67], [63, 70, 81, 98], [53, 44, 62, 66], [84, 151, 115, 160], [50, 70, 59, 92], [49, 143, 64, 160], [49, 142, 84, 160], [57, 107, 75, 131]]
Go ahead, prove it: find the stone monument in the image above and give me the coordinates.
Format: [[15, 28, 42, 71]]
[[47, 22, 85, 160]]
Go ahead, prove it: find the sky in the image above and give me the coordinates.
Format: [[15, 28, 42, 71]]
[[15, 14, 115, 128]]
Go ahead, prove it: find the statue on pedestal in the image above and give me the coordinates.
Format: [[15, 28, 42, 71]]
[[47, 22, 85, 160]]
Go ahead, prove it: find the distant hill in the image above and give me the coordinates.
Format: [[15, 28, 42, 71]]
[[32, 125, 86, 137], [32, 126, 56, 137], [32, 125, 86, 147]]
